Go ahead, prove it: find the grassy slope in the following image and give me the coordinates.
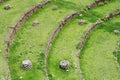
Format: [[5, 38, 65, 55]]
[[0, 0, 43, 79], [47, 0, 95, 80], [47, 0, 120, 80], [80, 16, 120, 80], [8, 0, 90, 80]]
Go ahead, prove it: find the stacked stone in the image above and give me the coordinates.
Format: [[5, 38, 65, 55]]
[[32, 21, 39, 26], [22, 60, 32, 70], [52, 5, 58, 10], [78, 20, 86, 25], [59, 60, 70, 70], [114, 30, 120, 35], [4, 4, 12, 10]]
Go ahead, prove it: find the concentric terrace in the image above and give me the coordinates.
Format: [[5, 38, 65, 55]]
[[0, 0, 120, 80]]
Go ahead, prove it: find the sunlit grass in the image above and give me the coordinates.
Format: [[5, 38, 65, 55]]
[[80, 16, 120, 80], [0, 0, 43, 79], [47, 0, 120, 80], [8, 0, 83, 80]]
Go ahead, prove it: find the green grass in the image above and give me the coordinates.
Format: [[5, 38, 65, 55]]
[[0, 0, 44, 49], [0, 54, 8, 80], [8, 0, 91, 80], [47, 16, 93, 80], [117, 52, 120, 64], [80, 16, 120, 80], [113, 50, 120, 65], [1, 0, 120, 80], [91, 0, 120, 18], [47, 0, 120, 80], [0, 0, 44, 79]]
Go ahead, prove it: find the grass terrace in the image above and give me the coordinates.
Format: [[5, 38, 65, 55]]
[[47, 0, 120, 80], [0, 0, 43, 79], [0, 0, 120, 80], [80, 16, 120, 80], [8, 0, 94, 80]]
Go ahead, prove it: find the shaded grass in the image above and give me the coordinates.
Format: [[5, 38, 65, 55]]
[[117, 53, 120, 64], [90, 0, 120, 18]]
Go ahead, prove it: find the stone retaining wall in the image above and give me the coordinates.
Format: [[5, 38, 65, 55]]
[[43, 1, 112, 80], [43, 12, 79, 80], [6, 0, 51, 52], [79, 10, 120, 55], [86, 0, 110, 10]]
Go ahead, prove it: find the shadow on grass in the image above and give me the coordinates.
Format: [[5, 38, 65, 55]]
[[97, 19, 120, 33]]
